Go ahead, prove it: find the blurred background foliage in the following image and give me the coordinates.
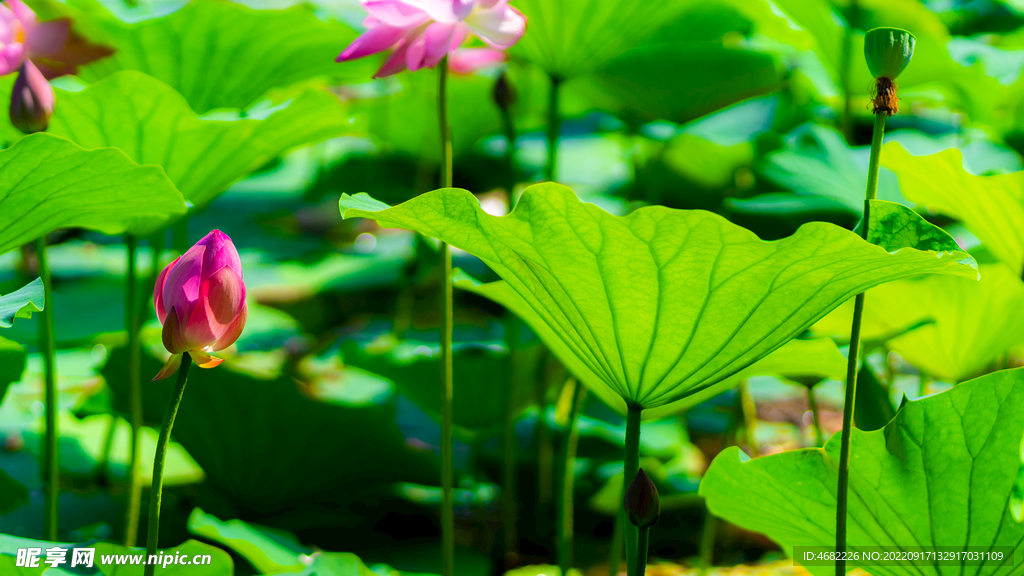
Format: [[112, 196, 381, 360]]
[[3, 0, 1024, 574]]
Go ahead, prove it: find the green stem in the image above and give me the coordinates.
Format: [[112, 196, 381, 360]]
[[37, 235, 59, 541], [739, 381, 759, 457], [144, 353, 192, 576], [608, 508, 624, 576], [172, 218, 188, 255], [836, 110, 886, 576], [498, 91, 517, 206], [545, 75, 562, 182], [699, 508, 717, 575], [123, 235, 143, 546], [623, 405, 642, 576], [807, 384, 825, 447], [502, 318, 520, 562], [438, 55, 455, 576], [633, 527, 649, 576], [556, 381, 586, 576]]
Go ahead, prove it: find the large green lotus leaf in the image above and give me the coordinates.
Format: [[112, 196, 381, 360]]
[[455, 271, 846, 418], [0, 533, 232, 576], [187, 508, 308, 575], [0, 278, 43, 328], [71, 0, 372, 113], [699, 368, 1024, 576], [0, 133, 185, 254], [341, 184, 976, 414], [813, 263, 1024, 382], [881, 142, 1024, 271], [577, 40, 782, 124], [48, 71, 352, 208], [509, 0, 698, 79]]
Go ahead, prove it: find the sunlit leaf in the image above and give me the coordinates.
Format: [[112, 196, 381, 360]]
[[0, 133, 185, 254], [881, 142, 1024, 272], [73, 0, 371, 113], [188, 508, 308, 575], [48, 71, 352, 208], [0, 278, 43, 328], [700, 368, 1024, 576], [813, 263, 1024, 382], [341, 184, 976, 415]]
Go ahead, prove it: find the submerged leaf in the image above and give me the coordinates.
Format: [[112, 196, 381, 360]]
[[0, 278, 43, 328], [342, 184, 976, 414], [49, 71, 352, 208], [0, 133, 185, 253], [700, 368, 1024, 576]]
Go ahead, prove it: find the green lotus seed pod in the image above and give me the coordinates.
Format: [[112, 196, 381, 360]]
[[864, 27, 915, 80]]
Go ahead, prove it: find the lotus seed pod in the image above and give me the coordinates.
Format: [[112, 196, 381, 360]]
[[623, 468, 660, 529], [864, 27, 915, 80]]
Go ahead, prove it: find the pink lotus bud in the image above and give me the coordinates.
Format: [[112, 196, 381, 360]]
[[152, 230, 247, 381], [9, 60, 53, 134]]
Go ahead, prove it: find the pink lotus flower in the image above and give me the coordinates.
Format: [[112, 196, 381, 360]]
[[0, 0, 111, 133], [448, 47, 506, 74], [153, 230, 248, 381], [337, 0, 526, 78]]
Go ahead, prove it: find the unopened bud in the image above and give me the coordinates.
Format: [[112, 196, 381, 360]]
[[10, 61, 54, 134], [492, 72, 517, 111], [623, 468, 660, 529], [864, 27, 915, 81]]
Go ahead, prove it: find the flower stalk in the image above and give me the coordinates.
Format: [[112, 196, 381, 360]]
[[144, 352, 192, 576], [36, 235, 58, 541], [556, 380, 586, 576], [123, 234, 144, 547], [546, 75, 562, 182], [623, 405, 642, 576], [438, 55, 455, 576]]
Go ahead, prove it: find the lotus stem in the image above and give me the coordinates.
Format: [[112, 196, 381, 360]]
[[437, 55, 455, 576], [807, 384, 825, 447], [546, 75, 562, 182], [123, 234, 143, 547], [502, 317, 520, 563], [144, 352, 192, 576], [699, 508, 717, 575], [836, 110, 886, 575], [634, 526, 649, 576], [608, 509, 624, 576], [623, 404, 642, 576], [36, 235, 58, 541], [556, 380, 586, 576], [739, 381, 759, 457]]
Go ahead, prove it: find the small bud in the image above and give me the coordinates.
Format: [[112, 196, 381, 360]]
[[864, 27, 915, 81], [623, 468, 660, 529], [492, 71, 517, 111], [10, 61, 54, 134]]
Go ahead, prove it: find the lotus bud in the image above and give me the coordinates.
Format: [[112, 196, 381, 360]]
[[863, 27, 915, 116], [623, 468, 660, 529], [152, 230, 247, 381], [9, 61, 54, 134]]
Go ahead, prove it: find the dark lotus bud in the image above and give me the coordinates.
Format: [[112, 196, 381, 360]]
[[492, 72, 517, 111], [623, 468, 660, 529], [10, 61, 54, 134]]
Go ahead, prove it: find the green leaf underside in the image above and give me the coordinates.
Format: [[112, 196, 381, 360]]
[[881, 142, 1024, 271], [0, 278, 43, 328], [48, 71, 352, 208], [188, 508, 306, 574], [0, 133, 185, 253], [865, 199, 965, 253], [342, 184, 976, 413], [813, 263, 1024, 382], [76, 0, 371, 113], [699, 368, 1024, 576], [456, 271, 845, 418]]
